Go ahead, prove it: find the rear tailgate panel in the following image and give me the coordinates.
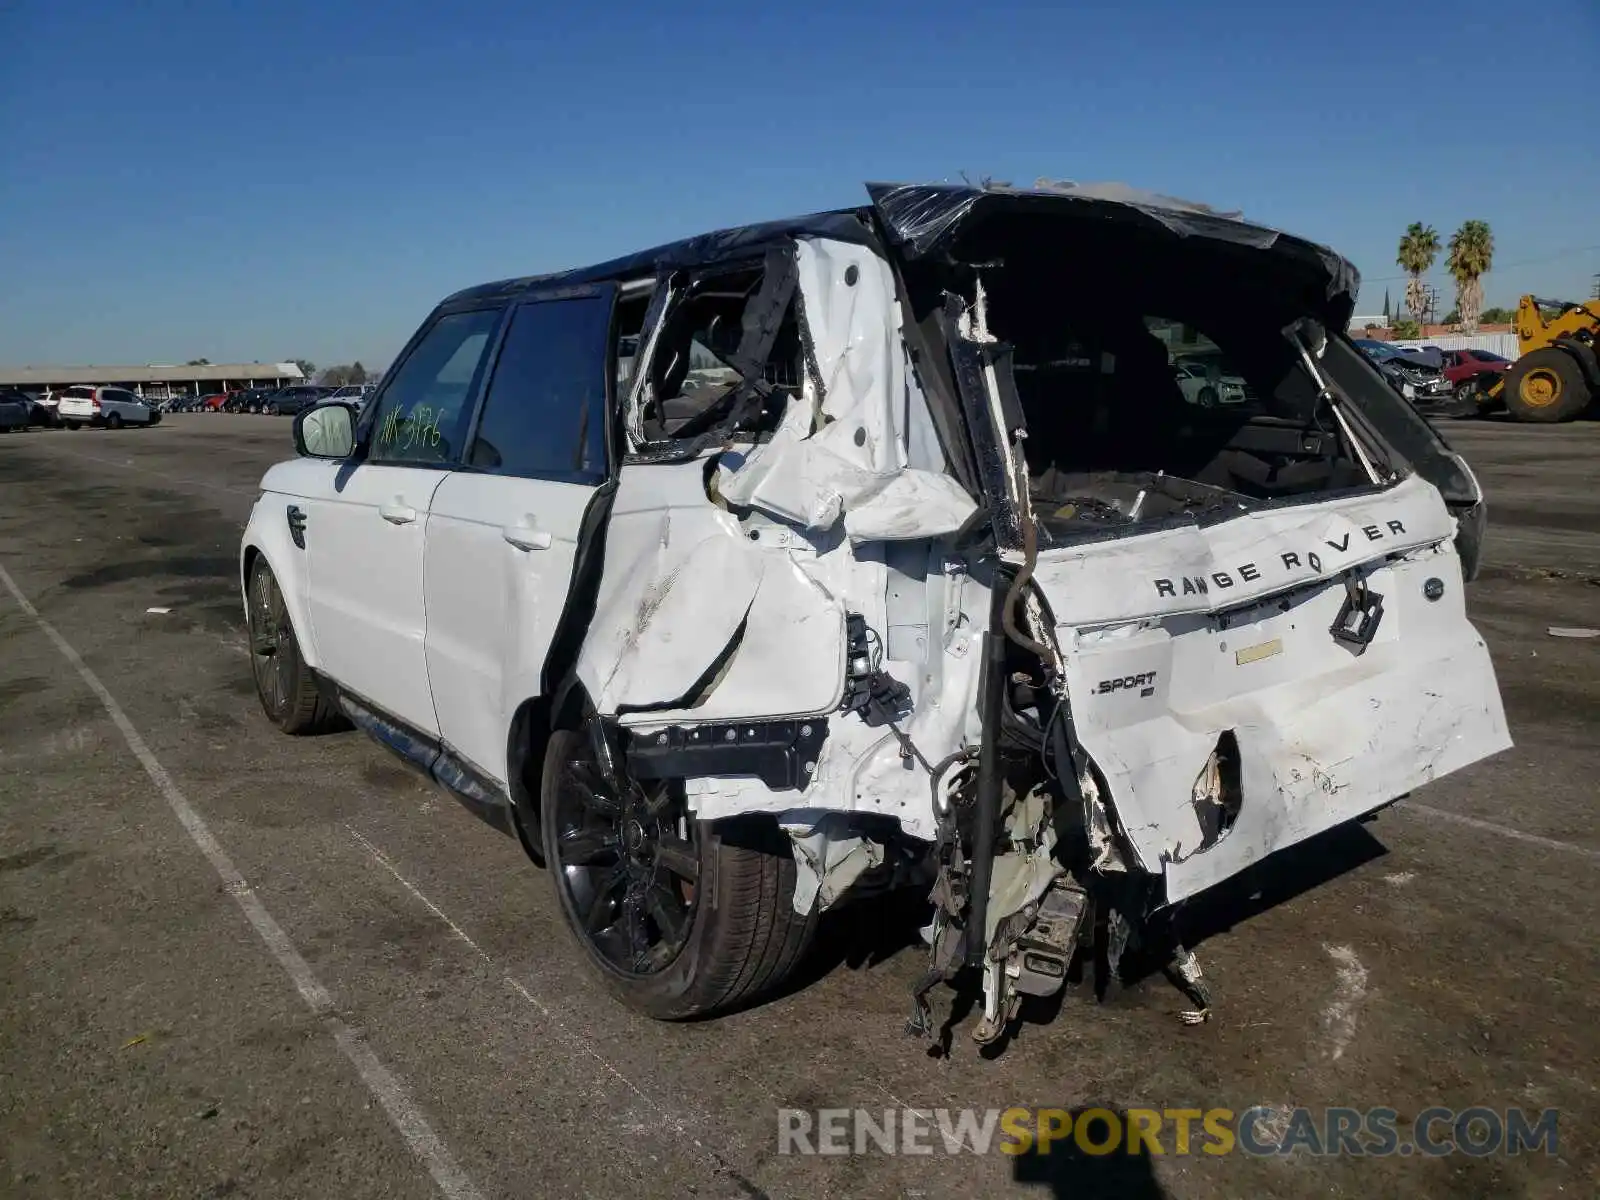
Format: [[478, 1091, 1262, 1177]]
[[1035, 475, 1510, 903]]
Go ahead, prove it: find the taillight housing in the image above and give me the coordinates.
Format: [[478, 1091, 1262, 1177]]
[[91, 393, 102, 411]]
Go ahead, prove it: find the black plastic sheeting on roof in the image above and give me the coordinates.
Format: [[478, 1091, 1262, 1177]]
[[443, 181, 1361, 321], [443, 210, 876, 306], [866, 181, 1359, 309]]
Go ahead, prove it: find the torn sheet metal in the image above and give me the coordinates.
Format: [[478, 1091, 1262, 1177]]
[[714, 238, 977, 542], [982, 785, 1061, 948], [577, 460, 850, 720], [614, 532, 847, 726], [574, 465, 766, 714], [681, 605, 984, 846], [1041, 485, 1511, 902], [578, 525, 761, 713], [782, 812, 885, 915]]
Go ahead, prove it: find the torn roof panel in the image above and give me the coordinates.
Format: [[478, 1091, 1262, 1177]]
[[864, 181, 1359, 311], [440, 179, 1358, 321]]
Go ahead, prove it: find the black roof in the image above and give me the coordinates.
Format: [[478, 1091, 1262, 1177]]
[[442, 208, 875, 307], [441, 181, 1358, 315]]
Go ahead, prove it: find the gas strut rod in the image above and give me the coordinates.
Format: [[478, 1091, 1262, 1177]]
[[964, 572, 1011, 968]]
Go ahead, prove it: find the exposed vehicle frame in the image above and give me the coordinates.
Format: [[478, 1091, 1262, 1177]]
[[241, 181, 1509, 1048]]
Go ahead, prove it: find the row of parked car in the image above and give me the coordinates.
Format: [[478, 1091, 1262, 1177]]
[[0, 385, 165, 430], [1351, 340, 1513, 407], [166, 383, 374, 416], [0, 383, 374, 431]]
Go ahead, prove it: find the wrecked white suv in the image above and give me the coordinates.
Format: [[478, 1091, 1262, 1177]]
[[240, 181, 1510, 1044]]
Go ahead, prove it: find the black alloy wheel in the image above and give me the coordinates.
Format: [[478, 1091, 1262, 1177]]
[[248, 559, 295, 722], [546, 728, 699, 978], [246, 557, 341, 734]]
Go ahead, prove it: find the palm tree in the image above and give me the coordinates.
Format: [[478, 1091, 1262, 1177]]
[[1397, 223, 1441, 327], [1447, 220, 1495, 334]]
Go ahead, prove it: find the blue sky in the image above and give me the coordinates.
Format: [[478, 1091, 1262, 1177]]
[[2, 0, 1596, 369]]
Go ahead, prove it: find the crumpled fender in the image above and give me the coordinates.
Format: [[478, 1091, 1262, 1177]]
[[576, 508, 765, 713]]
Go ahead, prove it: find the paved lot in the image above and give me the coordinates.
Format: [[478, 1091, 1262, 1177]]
[[1, 414, 1596, 1199]]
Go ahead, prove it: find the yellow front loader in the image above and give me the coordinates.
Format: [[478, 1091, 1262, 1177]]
[[1488, 296, 1600, 423]]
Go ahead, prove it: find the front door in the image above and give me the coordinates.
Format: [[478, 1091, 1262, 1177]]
[[424, 285, 616, 783], [306, 305, 503, 735]]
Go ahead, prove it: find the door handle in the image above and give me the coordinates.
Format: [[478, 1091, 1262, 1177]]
[[379, 500, 417, 525], [502, 520, 552, 552]]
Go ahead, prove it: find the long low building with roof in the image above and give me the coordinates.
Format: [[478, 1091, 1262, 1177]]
[[0, 363, 305, 400]]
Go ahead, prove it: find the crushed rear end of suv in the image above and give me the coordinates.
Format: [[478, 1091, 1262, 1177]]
[[241, 180, 1509, 1050]]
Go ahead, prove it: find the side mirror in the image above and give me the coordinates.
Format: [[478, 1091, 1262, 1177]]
[[294, 402, 357, 459]]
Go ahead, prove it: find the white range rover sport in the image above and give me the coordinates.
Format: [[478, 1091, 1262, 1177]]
[[240, 181, 1510, 1047]]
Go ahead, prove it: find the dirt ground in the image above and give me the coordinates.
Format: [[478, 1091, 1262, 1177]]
[[1, 414, 1596, 1199]]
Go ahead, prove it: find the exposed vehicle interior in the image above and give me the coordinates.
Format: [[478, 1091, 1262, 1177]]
[[898, 211, 1392, 547], [635, 263, 804, 443]]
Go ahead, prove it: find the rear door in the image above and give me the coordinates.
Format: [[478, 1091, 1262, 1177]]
[[58, 386, 97, 420], [424, 284, 616, 784], [304, 305, 503, 734], [107, 389, 148, 422]]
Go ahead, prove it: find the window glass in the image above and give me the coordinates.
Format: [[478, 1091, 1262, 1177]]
[[1144, 318, 1261, 412], [368, 307, 500, 465], [468, 295, 611, 480]]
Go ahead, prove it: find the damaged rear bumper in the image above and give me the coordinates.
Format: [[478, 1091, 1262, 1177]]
[[1036, 473, 1511, 903]]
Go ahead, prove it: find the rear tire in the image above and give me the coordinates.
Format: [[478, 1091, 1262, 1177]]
[[1503, 349, 1591, 423], [106, 413, 123, 430], [65, 421, 80, 430], [541, 724, 815, 1019], [246, 556, 343, 735]]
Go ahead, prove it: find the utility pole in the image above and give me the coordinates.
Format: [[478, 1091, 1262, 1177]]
[[1421, 283, 1443, 328]]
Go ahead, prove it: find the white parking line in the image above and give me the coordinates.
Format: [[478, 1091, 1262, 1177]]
[[1404, 801, 1600, 862], [347, 825, 938, 1163], [344, 832, 732, 1152], [0, 562, 483, 1200]]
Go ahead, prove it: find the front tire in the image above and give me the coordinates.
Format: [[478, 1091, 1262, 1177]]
[[541, 724, 815, 1019], [1503, 349, 1591, 423], [246, 557, 342, 734], [1196, 386, 1218, 408]]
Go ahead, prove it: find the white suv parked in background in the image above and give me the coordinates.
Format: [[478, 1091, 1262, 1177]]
[[322, 384, 375, 412], [239, 180, 1509, 1048], [57, 385, 158, 429]]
